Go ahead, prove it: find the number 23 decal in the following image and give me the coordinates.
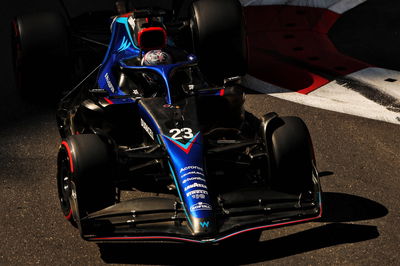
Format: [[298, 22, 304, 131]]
[[169, 128, 194, 140]]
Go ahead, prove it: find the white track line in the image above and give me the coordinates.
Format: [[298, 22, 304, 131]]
[[346, 67, 400, 100], [240, 0, 400, 124], [242, 74, 400, 125], [240, 0, 367, 14]]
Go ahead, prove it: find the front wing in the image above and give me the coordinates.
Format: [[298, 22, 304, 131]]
[[80, 185, 322, 244]]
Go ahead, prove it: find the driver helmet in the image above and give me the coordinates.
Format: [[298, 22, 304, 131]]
[[141, 50, 172, 66]]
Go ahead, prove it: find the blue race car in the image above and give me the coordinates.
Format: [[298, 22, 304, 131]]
[[13, 0, 322, 243]]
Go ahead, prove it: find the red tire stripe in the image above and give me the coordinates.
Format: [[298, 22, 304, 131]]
[[11, 19, 20, 38], [61, 141, 74, 173], [64, 208, 73, 220]]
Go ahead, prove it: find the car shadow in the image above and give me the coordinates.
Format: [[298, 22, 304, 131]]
[[99, 192, 387, 265], [320, 192, 388, 223]]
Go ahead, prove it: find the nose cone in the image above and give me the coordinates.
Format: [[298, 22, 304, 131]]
[[191, 217, 217, 236]]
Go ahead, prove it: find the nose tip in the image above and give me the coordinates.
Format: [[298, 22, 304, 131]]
[[191, 217, 216, 236]]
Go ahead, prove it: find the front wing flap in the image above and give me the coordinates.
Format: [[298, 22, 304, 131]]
[[80, 188, 322, 243]]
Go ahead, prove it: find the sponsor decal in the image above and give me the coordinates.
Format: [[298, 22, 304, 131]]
[[181, 171, 204, 178], [186, 189, 208, 197], [182, 177, 206, 184], [200, 221, 210, 228], [140, 119, 154, 140], [184, 183, 207, 191], [190, 202, 212, 212], [104, 73, 115, 93], [180, 166, 203, 173]]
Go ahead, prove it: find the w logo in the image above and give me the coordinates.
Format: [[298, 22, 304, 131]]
[[117, 36, 131, 52], [200, 221, 210, 228]]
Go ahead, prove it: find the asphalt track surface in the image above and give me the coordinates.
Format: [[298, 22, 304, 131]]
[[1, 0, 399, 265]]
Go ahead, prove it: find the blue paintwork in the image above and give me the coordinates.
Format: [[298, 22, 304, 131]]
[[137, 102, 213, 225], [98, 17, 140, 98], [98, 16, 202, 105], [97, 14, 219, 231], [119, 63, 187, 105], [162, 132, 213, 220]]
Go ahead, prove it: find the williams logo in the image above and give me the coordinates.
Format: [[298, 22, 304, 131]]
[[117, 36, 131, 52], [200, 221, 210, 228]]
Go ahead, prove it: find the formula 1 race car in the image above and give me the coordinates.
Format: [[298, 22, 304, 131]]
[[12, 0, 322, 243]]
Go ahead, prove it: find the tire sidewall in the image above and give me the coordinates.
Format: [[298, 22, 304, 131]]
[[60, 134, 116, 224], [11, 12, 71, 99], [268, 116, 315, 194]]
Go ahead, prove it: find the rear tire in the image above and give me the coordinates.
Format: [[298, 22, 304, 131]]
[[57, 134, 116, 227], [11, 12, 71, 100], [190, 0, 247, 84]]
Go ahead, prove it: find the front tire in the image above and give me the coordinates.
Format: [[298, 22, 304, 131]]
[[57, 141, 76, 226], [57, 134, 116, 228], [267, 116, 316, 194]]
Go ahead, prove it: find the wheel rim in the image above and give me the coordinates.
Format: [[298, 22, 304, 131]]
[[57, 147, 73, 219], [69, 180, 80, 224]]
